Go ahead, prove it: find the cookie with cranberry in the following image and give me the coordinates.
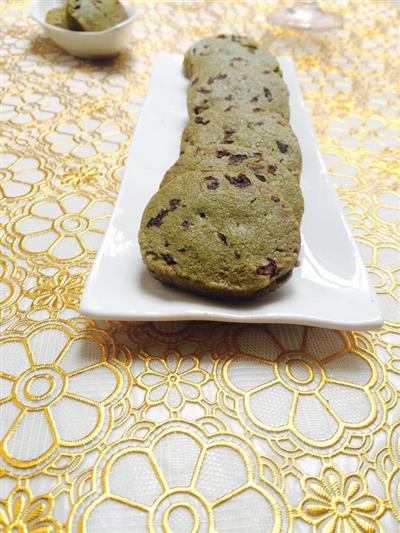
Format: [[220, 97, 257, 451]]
[[139, 168, 300, 299], [181, 110, 301, 173], [187, 70, 289, 119], [161, 145, 303, 223], [184, 35, 281, 78]]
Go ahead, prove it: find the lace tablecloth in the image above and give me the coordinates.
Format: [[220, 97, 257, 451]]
[[1, 1, 399, 531]]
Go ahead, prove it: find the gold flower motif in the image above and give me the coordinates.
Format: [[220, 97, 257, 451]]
[[0, 254, 25, 324], [1, 93, 64, 125], [69, 420, 291, 532], [66, 71, 128, 98], [60, 164, 102, 189], [9, 192, 113, 264], [138, 352, 208, 410], [0, 321, 130, 476], [300, 466, 384, 532], [44, 118, 128, 159], [26, 270, 83, 313], [0, 150, 47, 201], [0, 486, 61, 533], [216, 325, 386, 453], [327, 115, 399, 152], [357, 240, 400, 323]]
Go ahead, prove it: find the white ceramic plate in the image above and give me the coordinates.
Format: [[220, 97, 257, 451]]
[[80, 54, 382, 330]]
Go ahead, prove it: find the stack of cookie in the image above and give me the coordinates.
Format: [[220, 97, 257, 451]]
[[139, 35, 303, 299]]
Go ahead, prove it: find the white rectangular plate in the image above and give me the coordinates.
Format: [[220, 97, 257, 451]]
[[80, 54, 383, 330]]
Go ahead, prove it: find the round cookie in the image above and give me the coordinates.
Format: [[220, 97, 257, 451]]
[[184, 35, 281, 78], [181, 109, 302, 173], [65, 0, 127, 32], [139, 169, 300, 299], [45, 7, 68, 28], [161, 145, 304, 223], [187, 70, 289, 119]]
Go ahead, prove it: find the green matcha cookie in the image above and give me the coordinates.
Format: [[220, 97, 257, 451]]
[[187, 70, 289, 119], [162, 145, 304, 223], [181, 109, 302, 173], [45, 7, 68, 28], [65, 0, 127, 32], [184, 35, 281, 79], [139, 168, 300, 299]]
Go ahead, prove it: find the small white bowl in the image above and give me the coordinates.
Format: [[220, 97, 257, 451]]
[[29, 0, 136, 59]]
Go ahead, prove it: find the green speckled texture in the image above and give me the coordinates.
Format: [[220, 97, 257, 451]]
[[139, 35, 303, 300], [162, 145, 304, 222], [139, 169, 300, 299], [65, 0, 127, 32], [184, 35, 281, 78], [187, 70, 289, 119], [181, 109, 302, 173], [45, 7, 68, 28]]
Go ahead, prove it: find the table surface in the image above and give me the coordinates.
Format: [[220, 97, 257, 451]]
[[1, 1, 399, 531]]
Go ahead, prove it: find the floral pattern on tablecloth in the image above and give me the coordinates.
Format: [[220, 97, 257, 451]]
[[1, 1, 399, 530]]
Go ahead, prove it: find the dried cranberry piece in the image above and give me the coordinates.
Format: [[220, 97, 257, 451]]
[[256, 259, 277, 276], [255, 174, 266, 182], [181, 220, 192, 229], [216, 150, 230, 159], [271, 195, 280, 203], [264, 87, 273, 101], [195, 116, 210, 125], [194, 105, 207, 115], [228, 154, 248, 164], [198, 87, 211, 94], [252, 107, 263, 113], [225, 174, 251, 187], [147, 208, 169, 227], [267, 164, 277, 175], [218, 233, 228, 245], [207, 73, 227, 84], [162, 254, 177, 265], [205, 176, 219, 190], [277, 141, 288, 153], [169, 198, 181, 210], [250, 96, 258, 103], [223, 127, 235, 140]]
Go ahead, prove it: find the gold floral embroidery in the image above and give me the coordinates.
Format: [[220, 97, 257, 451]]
[[0, 150, 48, 201], [8, 192, 113, 264], [0, 486, 61, 533], [0, 0, 399, 530], [0, 321, 130, 476], [69, 420, 291, 532], [44, 119, 129, 159], [1, 93, 64, 125], [216, 325, 387, 453], [0, 254, 25, 325], [60, 164, 102, 189], [300, 466, 384, 532], [25, 270, 84, 314], [138, 353, 208, 410]]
